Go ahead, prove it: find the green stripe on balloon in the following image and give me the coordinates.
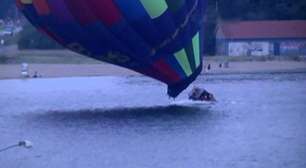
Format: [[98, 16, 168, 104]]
[[185, 42, 196, 71], [139, 0, 168, 19], [192, 32, 200, 67], [175, 49, 192, 76], [165, 0, 185, 12]]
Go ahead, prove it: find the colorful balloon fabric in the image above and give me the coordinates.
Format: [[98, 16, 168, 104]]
[[17, 0, 206, 97]]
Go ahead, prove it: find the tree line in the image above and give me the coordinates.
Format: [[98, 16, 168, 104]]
[[2, 0, 305, 20], [0, 0, 16, 20], [1, 0, 306, 53], [217, 0, 306, 21]]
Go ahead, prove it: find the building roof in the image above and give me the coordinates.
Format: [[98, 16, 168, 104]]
[[217, 20, 306, 40]]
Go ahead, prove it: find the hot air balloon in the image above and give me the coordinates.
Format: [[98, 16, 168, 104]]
[[16, 0, 206, 97]]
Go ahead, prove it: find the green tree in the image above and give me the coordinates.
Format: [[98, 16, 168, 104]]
[[0, 0, 15, 19], [218, 0, 306, 20], [18, 23, 62, 50]]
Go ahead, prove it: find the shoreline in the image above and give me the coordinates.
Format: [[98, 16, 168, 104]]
[[1, 61, 306, 80]]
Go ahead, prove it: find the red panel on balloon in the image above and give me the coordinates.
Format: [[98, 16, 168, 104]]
[[86, 0, 122, 26], [63, 0, 97, 25], [33, 0, 50, 15], [153, 59, 181, 84]]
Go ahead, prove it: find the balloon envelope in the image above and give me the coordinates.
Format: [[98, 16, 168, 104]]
[[17, 0, 206, 97]]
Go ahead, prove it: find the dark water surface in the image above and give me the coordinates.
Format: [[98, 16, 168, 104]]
[[0, 73, 306, 168]]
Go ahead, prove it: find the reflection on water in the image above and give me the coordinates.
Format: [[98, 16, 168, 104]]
[[29, 105, 209, 131], [35, 105, 203, 121], [0, 73, 306, 168]]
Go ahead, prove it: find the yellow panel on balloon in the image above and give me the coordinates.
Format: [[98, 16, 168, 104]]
[[21, 0, 33, 4]]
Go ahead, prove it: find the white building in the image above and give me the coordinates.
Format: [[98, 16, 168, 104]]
[[216, 20, 306, 56]]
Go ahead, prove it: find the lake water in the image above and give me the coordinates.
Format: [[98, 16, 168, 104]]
[[0, 73, 306, 168]]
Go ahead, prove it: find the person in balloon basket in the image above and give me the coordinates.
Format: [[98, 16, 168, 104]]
[[188, 86, 216, 102]]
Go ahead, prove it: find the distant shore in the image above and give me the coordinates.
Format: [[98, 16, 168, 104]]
[[1, 48, 306, 79]]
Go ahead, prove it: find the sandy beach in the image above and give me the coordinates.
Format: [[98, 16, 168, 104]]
[[1, 61, 306, 80]]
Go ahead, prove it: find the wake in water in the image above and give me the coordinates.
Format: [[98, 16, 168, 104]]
[[171, 99, 215, 107]]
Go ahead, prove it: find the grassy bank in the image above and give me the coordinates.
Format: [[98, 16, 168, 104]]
[[1, 48, 306, 64], [0, 48, 100, 64]]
